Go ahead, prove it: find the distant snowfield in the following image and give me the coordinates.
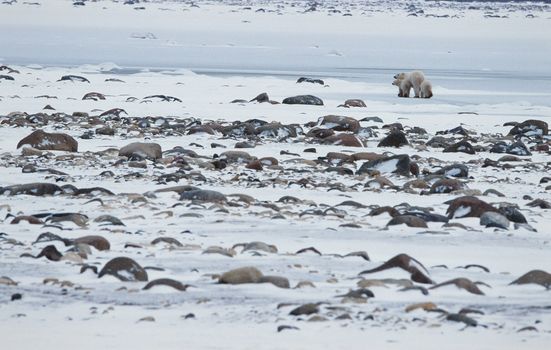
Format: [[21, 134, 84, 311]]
[[1, 1, 551, 350]]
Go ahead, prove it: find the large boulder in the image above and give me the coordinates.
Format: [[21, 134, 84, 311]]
[[119, 142, 162, 160], [219, 266, 263, 284], [17, 130, 78, 152], [508, 120, 548, 137], [318, 115, 360, 133], [282, 95, 323, 106]]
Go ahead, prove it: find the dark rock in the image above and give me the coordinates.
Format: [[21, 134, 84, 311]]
[[526, 199, 551, 209], [446, 313, 478, 327], [282, 95, 323, 106], [378, 130, 408, 147], [1, 183, 63, 196], [508, 119, 548, 137], [319, 115, 360, 133], [290, 303, 319, 316], [506, 141, 531, 156], [498, 206, 527, 223], [430, 179, 465, 194], [98, 257, 148, 282], [249, 92, 269, 103], [357, 154, 411, 176], [359, 253, 433, 284], [143, 278, 190, 291], [443, 140, 476, 154], [255, 123, 297, 138], [306, 127, 335, 139], [296, 77, 324, 85], [82, 92, 105, 101], [403, 211, 449, 223], [58, 75, 90, 83], [432, 164, 468, 178]]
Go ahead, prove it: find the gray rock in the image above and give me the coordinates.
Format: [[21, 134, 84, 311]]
[[357, 154, 411, 176], [510, 270, 551, 289], [259, 276, 290, 288], [282, 95, 323, 106], [433, 164, 469, 178], [480, 212, 510, 229], [179, 189, 226, 203]]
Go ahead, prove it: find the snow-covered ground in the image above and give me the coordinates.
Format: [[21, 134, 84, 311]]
[[1, 1, 550, 349]]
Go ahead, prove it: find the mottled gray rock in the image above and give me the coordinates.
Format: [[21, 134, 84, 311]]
[[282, 95, 323, 106], [480, 212, 510, 229]]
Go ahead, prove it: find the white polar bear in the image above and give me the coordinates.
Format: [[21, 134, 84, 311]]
[[392, 78, 412, 97], [393, 71, 425, 98], [419, 80, 433, 98]]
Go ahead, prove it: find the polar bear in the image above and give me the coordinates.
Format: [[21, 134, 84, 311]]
[[392, 78, 412, 97], [393, 71, 425, 98], [419, 80, 433, 98]]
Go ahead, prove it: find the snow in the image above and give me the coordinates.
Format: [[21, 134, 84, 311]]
[[1, 0, 551, 349]]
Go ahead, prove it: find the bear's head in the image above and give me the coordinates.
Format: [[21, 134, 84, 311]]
[[393, 72, 407, 80]]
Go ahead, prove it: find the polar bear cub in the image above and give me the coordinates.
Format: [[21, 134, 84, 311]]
[[419, 80, 433, 98], [393, 71, 425, 98], [392, 78, 413, 98]]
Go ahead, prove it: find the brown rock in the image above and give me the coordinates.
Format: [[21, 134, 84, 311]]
[[322, 133, 363, 147], [510, 270, 551, 289], [387, 215, 428, 228], [430, 179, 465, 194], [17, 130, 78, 152], [98, 257, 148, 282], [446, 196, 498, 219], [74, 235, 110, 251], [319, 115, 360, 133], [219, 266, 263, 284], [119, 142, 162, 160]]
